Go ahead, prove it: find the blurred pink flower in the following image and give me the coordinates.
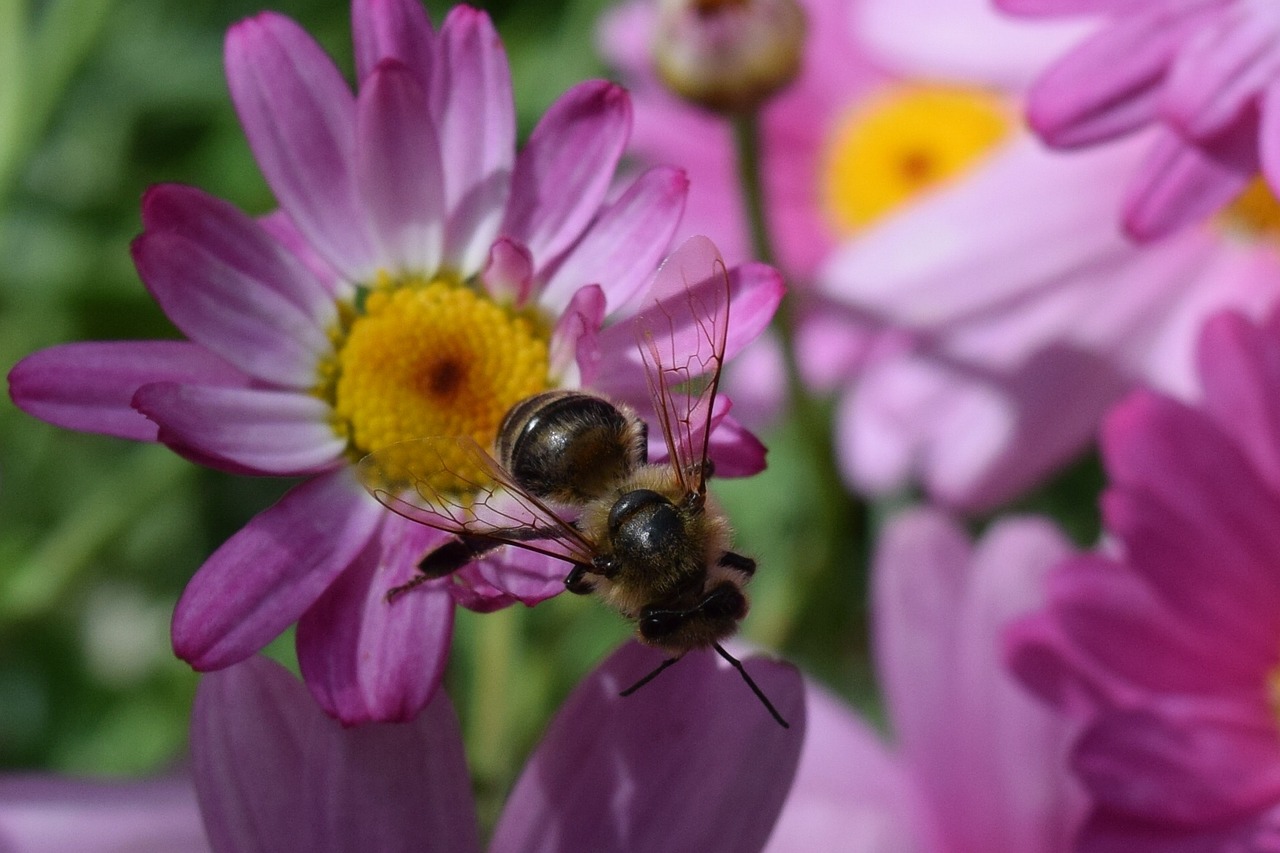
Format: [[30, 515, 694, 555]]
[[1000, 0, 1280, 241], [0, 774, 208, 852], [7, 0, 782, 725], [191, 650, 805, 852], [1007, 308, 1280, 849], [764, 508, 1086, 852], [604, 0, 1280, 511]]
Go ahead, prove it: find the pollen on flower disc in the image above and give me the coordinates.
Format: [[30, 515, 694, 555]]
[[1219, 177, 1280, 241], [328, 279, 550, 492], [820, 84, 1013, 235]]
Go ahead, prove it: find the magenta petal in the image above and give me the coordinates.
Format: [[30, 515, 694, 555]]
[[501, 81, 632, 269], [1260, 79, 1280, 195], [257, 210, 345, 298], [173, 468, 383, 670], [431, 6, 515, 275], [490, 642, 804, 853], [1101, 391, 1280, 653], [132, 228, 334, 389], [1076, 705, 1280, 825], [351, 0, 434, 87], [225, 12, 374, 281], [1025, 7, 1195, 147], [1161, 6, 1280, 140], [1123, 123, 1256, 241], [356, 60, 445, 275], [8, 341, 245, 441], [192, 656, 480, 853], [296, 516, 454, 724], [0, 775, 207, 852], [549, 284, 606, 386], [132, 382, 345, 476], [705, 413, 767, 478], [996, 0, 1143, 14], [537, 166, 689, 313], [1078, 802, 1280, 853], [1197, 311, 1280, 487]]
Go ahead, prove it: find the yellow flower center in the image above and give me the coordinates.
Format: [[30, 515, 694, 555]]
[[1218, 176, 1280, 242], [820, 84, 1013, 235], [323, 275, 550, 493]]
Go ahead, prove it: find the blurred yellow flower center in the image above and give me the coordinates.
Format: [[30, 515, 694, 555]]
[[821, 85, 1013, 235], [325, 275, 550, 491], [1218, 177, 1280, 241]]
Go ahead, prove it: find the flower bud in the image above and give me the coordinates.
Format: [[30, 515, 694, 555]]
[[651, 0, 806, 114]]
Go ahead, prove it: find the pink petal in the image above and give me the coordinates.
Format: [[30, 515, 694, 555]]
[[594, 257, 784, 400], [856, 0, 1094, 91], [351, 0, 434, 87], [873, 509, 973, 782], [763, 685, 923, 852], [480, 237, 535, 307], [8, 341, 245, 441], [1076, 705, 1280, 825], [549, 284, 606, 387], [1026, 6, 1208, 147], [141, 184, 337, 316], [946, 517, 1086, 853], [500, 81, 632, 269], [257, 210, 345, 298], [132, 228, 334, 389], [536, 166, 689, 313], [997, 0, 1145, 13], [132, 382, 345, 476], [1259, 78, 1280, 193], [1123, 121, 1257, 241], [356, 60, 445, 275], [192, 656, 480, 853], [431, 6, 515, 275], [1161, 3, 1280, 140], [172, 468, 383, 670], [465, 547, 569, 607], [296, 516, 455, 724], [491, 642, 804, 852], [0, 775, 207, 852], [225, 12, 374, 281]]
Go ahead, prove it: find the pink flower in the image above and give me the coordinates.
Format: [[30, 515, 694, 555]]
[[0, 774, 208, 852], [191, 650, 804, 852], [1000, 0, 1280, 240], [1007, 308, 1280, 849], [605, 0, 1280, 510], [7, 0, 783, 725], [765, 508, 1086, 852]]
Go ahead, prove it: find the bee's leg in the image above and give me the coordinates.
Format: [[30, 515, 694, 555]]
[[388, 536, 499, 603], [717, 551, 756, 576], [564, 562, 596, 595]]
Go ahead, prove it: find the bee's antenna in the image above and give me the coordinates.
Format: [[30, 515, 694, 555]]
[[713, 643, 790, 729], [619, 656, 681, 696]]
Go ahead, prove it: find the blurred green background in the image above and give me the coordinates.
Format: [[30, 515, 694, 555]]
[[0, 0, 1102, 828]]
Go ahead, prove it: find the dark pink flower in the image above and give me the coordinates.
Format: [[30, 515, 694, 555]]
[[191, 650, 804, 852], [7, 0, 782, 725], [1001, 0, 1280, 240], [1007, 308, 1280, 848]]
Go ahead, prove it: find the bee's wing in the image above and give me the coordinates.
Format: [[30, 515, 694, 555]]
[[634, 235, 730, 497], [357, 436, 598, 565]]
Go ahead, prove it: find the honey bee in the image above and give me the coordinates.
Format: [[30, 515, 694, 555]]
[[358, 236, 787, 728]]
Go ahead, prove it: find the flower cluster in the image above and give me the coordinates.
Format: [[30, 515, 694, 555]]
[[11, 0, 1280, 849]]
